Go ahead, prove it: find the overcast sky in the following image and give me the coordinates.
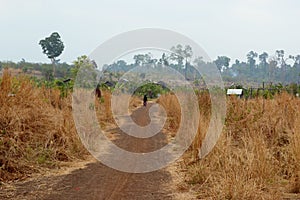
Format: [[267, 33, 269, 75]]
[[0, 0, 299, 64]]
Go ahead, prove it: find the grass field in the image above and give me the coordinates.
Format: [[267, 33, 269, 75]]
[[0, 71, 88, 181], [158, 92, 300, 199], [1, 71, 300, 199]]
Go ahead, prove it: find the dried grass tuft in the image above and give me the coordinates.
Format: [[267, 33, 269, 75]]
[[159, 91, 300, 199], [0, 70, 88, 181]]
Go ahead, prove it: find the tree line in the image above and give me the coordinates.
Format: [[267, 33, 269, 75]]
[[104, 45, 300, 85], [1, 31, 300, 86]]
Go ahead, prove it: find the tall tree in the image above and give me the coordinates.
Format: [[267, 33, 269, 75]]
[[133, 54, 145, 66], [290, 55, 300, 68], [246, 51, 258, 78], [39, 32, 64, 77], [259, 52, 268, 66], [133, 53, 155, 66], [247, 51, 258, 68], [170, 44, 193, 79], [158, 53, 169, 66], [275, 50, 287, 83], [214, 56, 230, 71], [170, 44, 184, 67], [268, 56, 278, 82], [259, 52, 269, 78]]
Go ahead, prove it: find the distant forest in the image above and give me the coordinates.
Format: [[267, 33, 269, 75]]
[[103, 46, 300, 85], [0, 59, 72, 81], [1, 45, 300, 86]]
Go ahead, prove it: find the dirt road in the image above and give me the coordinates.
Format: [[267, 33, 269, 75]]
[[1, 103, 193, 200]]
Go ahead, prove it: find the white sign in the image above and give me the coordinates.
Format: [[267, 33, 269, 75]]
[[227, 89, 243, 95]]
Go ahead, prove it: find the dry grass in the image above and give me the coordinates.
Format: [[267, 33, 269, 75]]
[[157, 92, 210, 157], [1, 69, 300, 199], [157, 94, 181, 136], [0, 71, 88, 181], [95, 92, 141, 128], [95, 90, 114, 126], [158, 92, 300, 199]]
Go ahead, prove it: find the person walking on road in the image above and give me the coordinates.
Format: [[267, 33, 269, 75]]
[[143, 94, 147, 107]]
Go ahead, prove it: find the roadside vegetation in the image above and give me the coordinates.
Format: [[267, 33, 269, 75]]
[[0, 70, 86, 181], [1, 34, 300, 199], [1, 68, 300, 199], [158, 92, 300, 199]]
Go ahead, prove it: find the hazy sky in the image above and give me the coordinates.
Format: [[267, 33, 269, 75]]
[[0, 0, 299, 64]]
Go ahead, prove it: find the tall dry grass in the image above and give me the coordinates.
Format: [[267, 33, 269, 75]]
[[159, 92, 300, 199], [157, 94, 181, 136], [2, 69, 299, 199], [95, 90, 114, 127], [157, 92, 211, 156], [0, 71, 88, 181], [95, 92, 141, 129]]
